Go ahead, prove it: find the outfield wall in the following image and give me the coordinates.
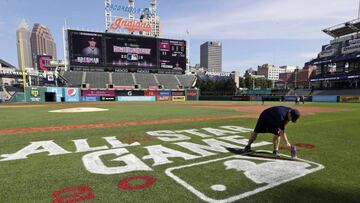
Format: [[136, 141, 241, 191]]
[[19, 87, 360, 103], [24, 87, 199, 103]]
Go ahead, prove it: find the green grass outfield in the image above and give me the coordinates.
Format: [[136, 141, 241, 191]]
[[0, 101, 359, 203]]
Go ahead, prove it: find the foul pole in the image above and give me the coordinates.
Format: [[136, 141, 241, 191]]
[[18, 32, 27, 98]]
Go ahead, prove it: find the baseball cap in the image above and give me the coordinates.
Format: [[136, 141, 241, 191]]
[[290, 109, 301, 122], [89, 37, 96, 41]]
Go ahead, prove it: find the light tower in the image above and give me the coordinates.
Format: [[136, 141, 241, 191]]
[[128, 0, 135, 21], [150, 0, 158, 37], [105, 0, 112, 31]]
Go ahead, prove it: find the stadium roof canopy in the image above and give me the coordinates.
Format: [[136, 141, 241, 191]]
[[323, 18, 360, 38], [0, 59, 16, 69]]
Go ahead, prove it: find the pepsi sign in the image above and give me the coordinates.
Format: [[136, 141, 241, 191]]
[[64, 88, 80, 102]]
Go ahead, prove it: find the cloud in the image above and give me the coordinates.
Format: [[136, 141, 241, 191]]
[[162, 0, 359, 40]]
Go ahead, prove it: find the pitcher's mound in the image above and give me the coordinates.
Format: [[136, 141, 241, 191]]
[[49, 107, 109, 113]]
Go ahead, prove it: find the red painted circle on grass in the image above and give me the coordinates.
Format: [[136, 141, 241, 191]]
[[295, 143, 315, 149], [118, 176, 156, 190]]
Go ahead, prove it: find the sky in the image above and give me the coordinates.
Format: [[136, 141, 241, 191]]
[[0, 0, 359, 74]]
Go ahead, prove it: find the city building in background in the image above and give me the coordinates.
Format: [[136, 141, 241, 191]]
[[16, 19, 33, 69], [189, 64, 206, 74], [279, 65, 297, 73], [278, 66, 315, 89], [257, 64, 285, 81], [30, 23, 57, 70], [200, 41, 222, 72], [244, 68, 258, 76]]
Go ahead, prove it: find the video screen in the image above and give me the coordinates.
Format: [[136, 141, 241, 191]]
[[68, 30, 104, 66], [159, 39, 186, 72], [68, 29, 187, 73], [105, 34, 157, 68]]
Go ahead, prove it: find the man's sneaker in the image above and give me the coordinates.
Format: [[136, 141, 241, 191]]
[[291, 145, 297, 159], [244, 145, 252, 153], [273, 150, 280, 158]]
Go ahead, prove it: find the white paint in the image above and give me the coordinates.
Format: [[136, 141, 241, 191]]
[[218, 135, 272, 147], [146, 130, 191, 142], [175, 138, 242, 157], [202, 128, 239, 136], [142, 145, 199, 166], [49, 107, 109, 113], [211, 184, 227, 192], [0, 141, 71, 161], [82, 148, 152, 175], [165, 151, 324, 203], [219, 126, 253, 133], [73, 139, 109, 153], [175, 129, 213, 138], [102, 136, 140, 148]]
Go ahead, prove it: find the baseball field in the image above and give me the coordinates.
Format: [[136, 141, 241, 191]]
[[0, 101, 359, 203]]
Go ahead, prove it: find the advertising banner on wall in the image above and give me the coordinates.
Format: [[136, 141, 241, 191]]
[[116, 90, 145, 96], [171, 91, 185, 96], [342, 38, 360, 55], [157, 96, 171, 101], [318, 44, 340, 58], [82, 90, 115, 97], [312, 95, 338, 102], [68, 30, 104, 66], [81, 96, 99, 102], [145, 90, 158, 96], [100, 96, 116, 101], [64, 88, 81, 102], [186, 90, 198, 101], [340, 96, 360, 103], [26, 87, 46, 102], [158, 91, 171, 96], [117, 96, 156, 102], [157, 91, 171, 101], [172, 96, 186, 101], [46, 87, 63, 102]]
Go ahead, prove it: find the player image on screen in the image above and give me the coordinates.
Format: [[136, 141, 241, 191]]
[[82, 37, 100, 56], [68, 30, 104, 66]]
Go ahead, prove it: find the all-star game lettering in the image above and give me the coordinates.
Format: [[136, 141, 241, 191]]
[[0, 0, 359, 202]]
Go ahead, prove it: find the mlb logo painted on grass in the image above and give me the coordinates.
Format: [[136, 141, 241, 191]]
[[166, 153, 324, 203]]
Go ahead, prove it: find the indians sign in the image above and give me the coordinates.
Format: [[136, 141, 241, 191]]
[[111, 18, 152, 33]]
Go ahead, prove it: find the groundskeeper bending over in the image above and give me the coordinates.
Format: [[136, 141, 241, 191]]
[[244, 106, 300, 158]]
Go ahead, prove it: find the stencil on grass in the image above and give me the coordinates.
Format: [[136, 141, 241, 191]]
[[49, 107, 109, 113], [165, 152, 324, 203]]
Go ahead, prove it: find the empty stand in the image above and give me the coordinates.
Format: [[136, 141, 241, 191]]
[[62, 71, 84, 87], [134, 73, 158, 88], [176, 75, 196, 88], [155, 74, 180, 89], [85, 72, 110, 89], [112, 73, 135, 86]]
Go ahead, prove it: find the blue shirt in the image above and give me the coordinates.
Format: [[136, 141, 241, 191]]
[[259, 106, 291, 130]]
